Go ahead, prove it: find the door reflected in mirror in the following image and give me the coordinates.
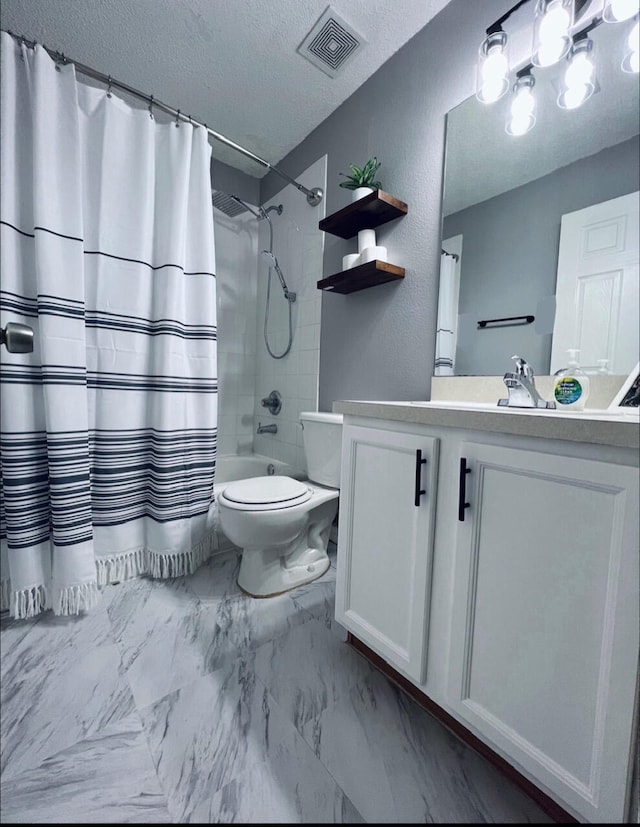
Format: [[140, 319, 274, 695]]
[[437, 17, 639, 378]]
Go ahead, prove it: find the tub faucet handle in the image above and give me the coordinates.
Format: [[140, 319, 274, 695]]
[[261, 390, 282, 415]]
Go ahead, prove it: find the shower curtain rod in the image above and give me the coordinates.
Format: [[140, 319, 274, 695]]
[[5, 30, 324, 208]]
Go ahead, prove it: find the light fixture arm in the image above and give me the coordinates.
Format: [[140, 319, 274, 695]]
[[486, 0, 532, 35], [484, 0, 592, 37], [573, 15, 604, 40], [515, 63, 534, 77]]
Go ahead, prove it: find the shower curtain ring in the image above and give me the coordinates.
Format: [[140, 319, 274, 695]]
[[148, 95, 155, 119], [106, 75, 113, 98], [175, 109, 181, 128]]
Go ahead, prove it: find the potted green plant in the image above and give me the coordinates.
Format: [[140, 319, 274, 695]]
[[339, 156, 382, 202]]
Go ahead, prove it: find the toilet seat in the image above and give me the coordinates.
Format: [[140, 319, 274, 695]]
[[219, 475, 312, 511]]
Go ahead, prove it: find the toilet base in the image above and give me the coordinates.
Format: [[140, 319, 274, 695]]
[[237, 554, 330, 598], [237, 544, 331, 597], [236, 498, 336, 597]]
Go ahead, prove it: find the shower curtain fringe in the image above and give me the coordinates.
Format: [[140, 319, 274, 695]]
[[95, 531, 216, 586], [1, 534, 216, 617], [1, 582, 101, 620], [11, 584, 49, 619], [96, 548, 146, 586], [54, 582, 99, 616]]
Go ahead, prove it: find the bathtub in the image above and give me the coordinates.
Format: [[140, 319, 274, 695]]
[[214, 453, 303, 489], [212, 453, 305, 552]]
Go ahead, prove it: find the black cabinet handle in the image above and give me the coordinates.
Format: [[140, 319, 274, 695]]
[[414, 449, 427, 507], [458, 457, 471, 521]]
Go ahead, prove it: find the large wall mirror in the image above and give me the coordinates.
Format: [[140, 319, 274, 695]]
[[437, 17, 639, 378]]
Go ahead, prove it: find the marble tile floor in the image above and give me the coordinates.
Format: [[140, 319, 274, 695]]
[[0, 543, 553, 824]]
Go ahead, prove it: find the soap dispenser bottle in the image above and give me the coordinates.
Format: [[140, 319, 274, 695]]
[[553, 349, 590, 411]]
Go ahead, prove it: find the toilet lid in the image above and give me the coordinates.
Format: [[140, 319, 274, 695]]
[[221, 475, 311, 508]]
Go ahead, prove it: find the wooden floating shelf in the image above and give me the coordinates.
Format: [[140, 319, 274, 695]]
[[317, 260, 405, 294], [319, 190, 408, 239]]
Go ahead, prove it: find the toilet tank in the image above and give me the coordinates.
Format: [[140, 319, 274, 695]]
[[300, 411, 343, 488]]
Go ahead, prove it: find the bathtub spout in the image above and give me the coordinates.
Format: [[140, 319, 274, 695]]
[[257, 422, 277, 434]]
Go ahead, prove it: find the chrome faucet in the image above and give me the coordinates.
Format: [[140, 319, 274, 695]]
[[498, 355, 555, 409], [257, 422, 277, 434]]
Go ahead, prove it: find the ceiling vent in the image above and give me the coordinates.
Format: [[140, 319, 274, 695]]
[[297, 6, 364, 78]]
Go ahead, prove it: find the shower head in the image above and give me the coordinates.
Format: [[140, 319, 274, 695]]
[[229, 195, 264, 220], [260, 250, 278, 267], [211, 191, 263, 220]]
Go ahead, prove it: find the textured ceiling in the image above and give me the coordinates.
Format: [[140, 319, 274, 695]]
[[0, 0, 452, 177]]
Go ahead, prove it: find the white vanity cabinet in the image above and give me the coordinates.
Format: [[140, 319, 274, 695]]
[[448, 440, 639, 824], [334, 423, 439, 681], [334, 409, 639, 824]]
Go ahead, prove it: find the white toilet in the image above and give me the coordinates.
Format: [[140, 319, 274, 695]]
[[217, 411, 343, 597]]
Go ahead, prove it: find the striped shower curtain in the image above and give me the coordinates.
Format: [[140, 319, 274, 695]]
[[0, 33, 218, 619]]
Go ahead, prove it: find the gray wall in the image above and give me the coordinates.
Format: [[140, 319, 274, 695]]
[[443, 135, 640, 376], [261, 0, 513, 409], [211, 158, 260, 207]]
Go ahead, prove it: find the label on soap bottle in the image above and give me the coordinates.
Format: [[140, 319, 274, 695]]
[[554, 377, 583, 405]]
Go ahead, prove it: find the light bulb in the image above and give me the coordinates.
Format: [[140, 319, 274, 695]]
[[603, 0, 638, 22], [506, 75, 536, 136], [480, 53, 509, 102], [559, 83, 591, 107], [482, 49, 509, 83], [476, 31, 509, 103], [539, 2, 572, 38], [622, 21, 640, 72], [532, 0, 574, 67], [558, 38, 596, 108], [565, 51, 594, 85], [537, 37, 570, 65]]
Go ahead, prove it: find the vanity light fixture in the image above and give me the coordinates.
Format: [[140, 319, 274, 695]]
[[476, 30, 510, 103], [475, 0, 529, 104], [602, 0, 639, 23], [506, 70, 537, 135], [532, 0, 575, 67], [557, 35, 596, 108], [621, 18, 639, 72], [479, 0, 635, 134]]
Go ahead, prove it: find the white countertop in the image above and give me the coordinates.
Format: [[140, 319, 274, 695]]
[[333, 399, 639, 450]]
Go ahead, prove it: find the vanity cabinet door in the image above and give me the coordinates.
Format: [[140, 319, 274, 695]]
[[335, 423, 439, 682], [447, 441, 639, 823]]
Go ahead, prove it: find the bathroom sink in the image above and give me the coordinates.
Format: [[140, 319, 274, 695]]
[[410, 401, 497, 410], [409, 400, 627, 417], [410, 400, 508, 411]]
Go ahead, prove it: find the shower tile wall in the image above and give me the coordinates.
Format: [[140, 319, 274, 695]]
[[214, 210, 259, 456], [253, 155, 328, 473]]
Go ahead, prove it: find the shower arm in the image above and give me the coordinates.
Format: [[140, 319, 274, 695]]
[[5, 30, 324, 208]]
